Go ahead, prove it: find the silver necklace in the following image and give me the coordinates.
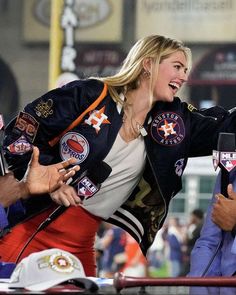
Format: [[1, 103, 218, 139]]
[[122, 113, 147, 137], [134, 120, 148, 137]]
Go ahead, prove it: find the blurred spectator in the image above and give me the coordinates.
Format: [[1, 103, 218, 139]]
[[166, 217, 185, 277], [181, 209, 204, 275], [99, 223, 126, 278], [147, 227, 166, 275], [122, 233, 147, 277]]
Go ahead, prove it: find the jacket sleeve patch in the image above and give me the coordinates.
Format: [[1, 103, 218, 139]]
[[187, 104, 197, 112], [13, 111, 39, 143]]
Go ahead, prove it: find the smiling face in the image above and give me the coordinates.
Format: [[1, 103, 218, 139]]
[[152, 50, 189, 102]]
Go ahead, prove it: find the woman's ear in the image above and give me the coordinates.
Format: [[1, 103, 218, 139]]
[[142, 58, 152, 72]]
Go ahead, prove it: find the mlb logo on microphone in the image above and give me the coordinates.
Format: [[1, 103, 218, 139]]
[[77, 176, 98, 200]]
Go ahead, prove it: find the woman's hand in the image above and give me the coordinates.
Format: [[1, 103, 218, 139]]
[[50, 183, 82, 207]]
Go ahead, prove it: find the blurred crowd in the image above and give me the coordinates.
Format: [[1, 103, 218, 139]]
[[95, 208, 204, 278]]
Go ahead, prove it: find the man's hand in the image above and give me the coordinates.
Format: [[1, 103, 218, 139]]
[[24, 146, 80, 196], [211, 184, 236, 231]]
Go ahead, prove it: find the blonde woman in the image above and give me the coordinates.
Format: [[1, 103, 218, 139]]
[[1, 35, 236, 276]]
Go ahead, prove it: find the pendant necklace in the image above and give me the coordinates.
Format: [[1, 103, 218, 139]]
[[122, 112, 148, 137], [134, 120, 148, 137]]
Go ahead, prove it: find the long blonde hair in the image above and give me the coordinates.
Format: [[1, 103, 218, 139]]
[[98, 35, 192, 105]]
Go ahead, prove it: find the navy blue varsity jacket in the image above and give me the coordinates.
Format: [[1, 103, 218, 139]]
[[2, 79, 236, 255]]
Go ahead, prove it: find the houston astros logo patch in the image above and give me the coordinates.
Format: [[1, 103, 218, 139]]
[[151, 112, 185, 146], [60, 132, 89, 164], [84, 106, 110, 133]]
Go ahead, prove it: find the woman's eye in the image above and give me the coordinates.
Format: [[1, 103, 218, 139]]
[[174, 65, 181, 70]]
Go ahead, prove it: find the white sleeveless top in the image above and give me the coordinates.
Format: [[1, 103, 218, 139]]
[[81, 133, 146, 219]]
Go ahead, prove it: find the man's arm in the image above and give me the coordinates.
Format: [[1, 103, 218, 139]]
[[189, 174, 222, 277], [0, 146, 79, 207], [0, 172, 24, 207]]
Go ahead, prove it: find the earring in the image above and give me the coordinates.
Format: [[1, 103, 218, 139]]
[[143, 70, 150, 79]]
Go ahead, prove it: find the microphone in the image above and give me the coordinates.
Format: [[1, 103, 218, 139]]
[[213, 133, 236, 197], [37, 161, 112, 231], [75, 161, 112, 201]]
